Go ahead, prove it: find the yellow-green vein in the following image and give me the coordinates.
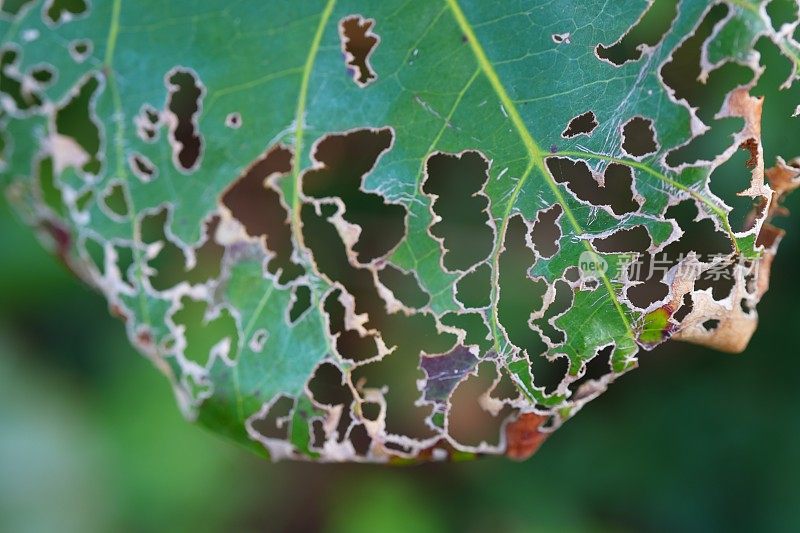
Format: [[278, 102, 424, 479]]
[[104, 0, 152, 329], [290, 0, 337, 246], [231, 0, 336, 420], [727, 0, 759, 15], [234, 283, 276, 422], [104, 0, 122, 65], [554, 150, 740, 250], [445, 0, 635, 353]]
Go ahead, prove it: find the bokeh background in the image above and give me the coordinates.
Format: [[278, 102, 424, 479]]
[[3, 6, 800, 533]]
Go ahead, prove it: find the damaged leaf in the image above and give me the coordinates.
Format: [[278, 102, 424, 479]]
[[2, 0, 799, 463]]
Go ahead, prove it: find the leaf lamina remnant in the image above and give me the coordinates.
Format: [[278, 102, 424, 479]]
[[1, 0, 799, 463]]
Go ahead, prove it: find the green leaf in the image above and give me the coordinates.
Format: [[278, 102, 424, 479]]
[[2, 0, 799, 462]]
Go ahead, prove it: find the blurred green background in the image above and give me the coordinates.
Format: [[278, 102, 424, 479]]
[[3, 9, 800, 533]]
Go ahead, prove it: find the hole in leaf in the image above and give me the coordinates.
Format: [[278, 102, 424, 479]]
[[664, 200, 734, 257], [745, 269, 758, 294], [75, 189, 93, 212], [440, 312, 493, 353], [693, 260, 736, 301], [592, 226, 651, 253], [660, 4, 753, 124], [144, 106, 159, 124], [673, 292, 693, 322], [129, 153, 157, 182], [310, 419, 326, 450], [114, 245, 135, 287], [289, 284, 312, 324], [532, 280, 573, 345], [361, 402, 381, 422], [101, 182, 128, 219], [44, 0, 87, 25], [221, 145, 304, 284], [528, 352, 568, 395], [171, 296, 238, 367], [455, 264, 491, 309], [30, 66, 54, 85], [141, 209, 224, 291], [708, 144, 758, 232], [562, 111, 598, 138], [166, 68, 204, 172], [422, 151, 493, 272], [308, 363, 353, 409], [448, 362, 512, 448], [307, 364, 355, 442], [498, 215, 548, 358], [377, 264, 430, 309], [303, 128, 405, 263], [626, 200, 733, 308], [0, 48, 43, 112], [625, 254, 670, 308], [250, 395, 294, 440], [82, 235, 104, 274], [322, 288, 380, 363], [595, 0, 679, 65], [1, 0, 35, 16], [530, 204, 562, 258], [564, 266, 580, 283], [135, 104, 161, 143], [339, 15, 379, 87], [68, 39, 91, 62], [36, 157, 67, 218], [225, 112, 241, 129], [570, 345, 613, 393], [304, 202, 457, 439], [249, 329, 268, 352], [54, 73, 101, 175], [766, 0, 798, 31], [546, 157, 638, 215], [621, 116, 658, 157], [349, 423, 371, 455], [665, 117, 744, 167], [489, 368, 521, 402]]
